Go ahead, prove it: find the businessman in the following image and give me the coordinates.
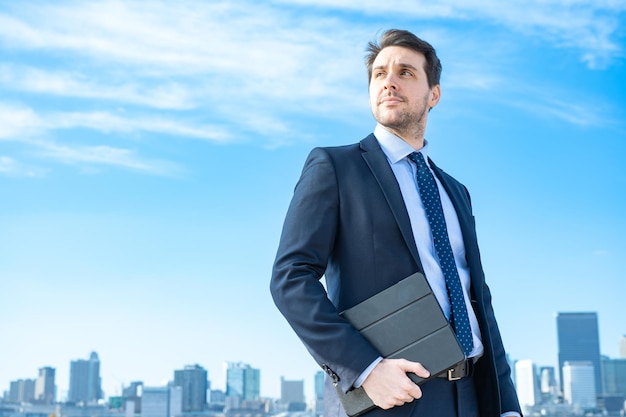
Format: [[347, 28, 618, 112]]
[[270, 29, 521, 417]]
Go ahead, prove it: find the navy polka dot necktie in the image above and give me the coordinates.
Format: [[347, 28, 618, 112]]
[[408, 152, 474, 357]]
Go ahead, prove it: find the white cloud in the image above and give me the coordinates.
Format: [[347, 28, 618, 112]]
[[0, 0, 622, 175], [0, 155, 46, 177], [0, 156, 21, 175], [0, 102, 231, 143], [0, 1, 370, 148], [0, 65, 197, 110], [34, 141, 181, 175], [275, 0, 626, 69], [45, 111, 232, 143], [0, 156, 15, 172], [0, 103, 42, 140], [0, 102, 212, 175], [507, 95, 610, 127], [0, 2, 349, 76]]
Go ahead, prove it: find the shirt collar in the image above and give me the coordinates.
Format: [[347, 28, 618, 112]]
[[373, 124, 430, 165]]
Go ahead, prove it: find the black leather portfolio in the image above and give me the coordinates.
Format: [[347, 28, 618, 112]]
[[334, 272, 465, 417]]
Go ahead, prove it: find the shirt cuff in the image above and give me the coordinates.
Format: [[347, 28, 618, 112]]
[[501, 412, 521, 417], [354, 356, 383, 388]]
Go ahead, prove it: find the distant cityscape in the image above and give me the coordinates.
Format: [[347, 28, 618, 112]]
[[2, 311, 625, 417], [511, 312, 626, 416], [1, 357, 324, 417]]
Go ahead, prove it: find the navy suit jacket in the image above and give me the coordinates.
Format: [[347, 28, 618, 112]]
[[271, 134, 521, 417]]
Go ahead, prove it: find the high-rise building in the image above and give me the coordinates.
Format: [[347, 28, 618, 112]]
[[8, 379, 35, 403], [169, 386, 183, 417], [620, 335, 626, 359], [563, 361, 596, 410], [515, 359, 540, 412], [122, 381, 143, 413], [209, 389, 225, 405], [68, 351, 102, 404], [314, 371, 325, 416], [225, 362, 260, 402], [539, 366, 558, 403], [280, 377, 305, 411], [173, 364, 208, 412], [601, 357, 626, 397], [35, 367, 55, 404], [141, 385, 183, 417], [125, 400, 136, 417], [314, 371, 324, 401], [556, 312, 602, 395], [142, 387, 169, 417]]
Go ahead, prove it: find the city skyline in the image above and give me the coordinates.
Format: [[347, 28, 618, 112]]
[[3, 313, 625, 402], [1, 0, 625, 405]]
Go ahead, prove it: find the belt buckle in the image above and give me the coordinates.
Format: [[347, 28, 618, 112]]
[[447, 367, 462, 381]]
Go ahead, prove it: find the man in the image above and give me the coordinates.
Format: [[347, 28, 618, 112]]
[[270, 29, 521, 417]]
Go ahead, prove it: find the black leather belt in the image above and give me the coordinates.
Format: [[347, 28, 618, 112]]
[[438, 359, 474, 381]]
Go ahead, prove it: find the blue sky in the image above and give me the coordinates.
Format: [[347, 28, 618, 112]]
[[1, 0, 625, 402]]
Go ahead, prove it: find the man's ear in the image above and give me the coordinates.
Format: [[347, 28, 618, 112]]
[[429, 85, 441, 109]]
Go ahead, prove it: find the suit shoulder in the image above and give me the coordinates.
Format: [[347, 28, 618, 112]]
[[310, 142, 361, 157], [297, 143, 361, 185], [308, 134, 375, 157], [305, 138, 370, 166]]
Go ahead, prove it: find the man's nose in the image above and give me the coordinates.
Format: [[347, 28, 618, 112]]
[[383, 74, 397, 90]]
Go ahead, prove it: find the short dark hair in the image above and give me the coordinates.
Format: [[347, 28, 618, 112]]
[[365, 29, 442, 88]]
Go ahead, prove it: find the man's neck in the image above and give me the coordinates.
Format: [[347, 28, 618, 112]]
[[379, 124, 425, 151]]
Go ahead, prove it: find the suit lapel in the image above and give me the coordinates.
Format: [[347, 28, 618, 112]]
[[359, 134, 423, 270]]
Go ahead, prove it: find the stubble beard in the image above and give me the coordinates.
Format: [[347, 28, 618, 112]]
[[374, 96, 430, 142]]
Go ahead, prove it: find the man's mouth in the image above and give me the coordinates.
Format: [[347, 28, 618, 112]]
[[380, 96, 403, 105]]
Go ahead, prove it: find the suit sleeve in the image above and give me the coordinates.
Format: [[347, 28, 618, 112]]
[[270, 147, 381, 392]]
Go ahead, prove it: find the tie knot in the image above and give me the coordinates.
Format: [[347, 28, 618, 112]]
[[408, 152, 428, 169]]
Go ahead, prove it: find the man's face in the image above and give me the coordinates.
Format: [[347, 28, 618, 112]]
[[369, 46, 440, 136]]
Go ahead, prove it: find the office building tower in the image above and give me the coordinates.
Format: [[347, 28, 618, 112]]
[[126, 401, 136, 417], [515, 360, 540, 412], [68, 351, 102, 404], [142, 387, 169, 417], [35, 367, 56, 404], [123, 381, 143, 413], [602, 357, 626, 397], [507, 354, 516, 385], [169, 386, 183, 417], [209, 389, 225, 405], [314, 371, 324, 401], [314, 371, 324, 416], [620, 335, 626, 359], [173, 364, 208, 412], [556, 312, 602, 395], [8, 379, 35, 403], [123, 381, 143, 397], [280, 377, 305, 411], [226, 362, 260, 402], [539, 366, 558, 403], [563, 362, 596, 409]]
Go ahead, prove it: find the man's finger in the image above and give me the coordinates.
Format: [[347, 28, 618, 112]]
[[399, 359, 431, 379]]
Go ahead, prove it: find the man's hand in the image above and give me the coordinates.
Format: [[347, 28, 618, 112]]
[[360, 358, 430, 409]]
